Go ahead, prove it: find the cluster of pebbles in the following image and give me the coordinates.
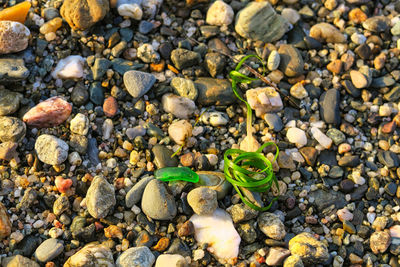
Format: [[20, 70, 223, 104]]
[[1, 0, 400, 266]]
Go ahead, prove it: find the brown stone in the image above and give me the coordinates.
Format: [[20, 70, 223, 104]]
[[0, 202, 11, 240], [22, 96, 72, 128], [180, 152, 195, 167], [327, 60, 342, 74], [370, 231, 391, 254], [299, 147, 318, 166], [178, 220, 194, 237], [381, 121, 396, 134], [103, 97, 118, 117], [61, 0, 109, 30], [348, 8, 367, 24], [0, 142, 18, 161], [104, 225, 123, 239]]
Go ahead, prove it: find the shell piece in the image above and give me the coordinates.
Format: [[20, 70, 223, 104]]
[[0, 20, 30, 54]]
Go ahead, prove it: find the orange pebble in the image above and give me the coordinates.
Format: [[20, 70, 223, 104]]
[[0, 1, 31, 23], [39, 17, 62, 34], [167, 64, 179, 74], [150, 60, 165, 72], [103, 96, 118, 117], [55, 176, 73, 193], [348, 8, 367, 24]]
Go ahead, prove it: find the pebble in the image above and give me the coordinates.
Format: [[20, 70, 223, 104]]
[[86, 176, 116, 219], [23, 96, 72, 128], [152, 144, 178, 168], [2, 255, 40, 267], [0, 21, 30, 54], [362, 16, 389, 32], [141, 179, 177, 220], [70, 113, 89, 135], [125, 176, 154, 208], [162, 93, 196, 119], [190, 208, 241, 262], [139, 20, 154, 34], [200, 111, 229, 126], [320, 89, 341, 125], [206, 0, 234, 26], [0, 57, 29, 82], [284, 255, 304, 267], [377, 150, 400, 168], [266, 247, 291, 266], [278, 44, 304, 77], [235, 1, 290, 43], [257, 212, 286, 240], [52, 55, 85, 79], [204, 52, 225, 77], [123, 70, 156, 98], [0, 202, 11, 239], [0, 89, 22, 116], [103, 96, 118, 117], [370, 231, 391, 254], [61, 0, 109, 30], [137, 43, 159, 63], [0, 116, 26, 143], [34, 238, 64, 262], [310, 127, 332, 149], [337, 208, 353, 222], [287, 128, 307, 147], [264, 113, 283, 131], [281, 8, 300, 25], [290, 82, 308, 99], [246, 87, 283, 118], [170, 48, 201, 70], [289, 232, 329, 264], [35, 134, 69, 165], [267, 50, 280, 71], [170, 77, 198, 100], [195, 78, 236, 106], [64, 243, 114, 266], [168, 120, 192, 145], [187, 187, 218, 215], [118, 2, 143, 20], [309, 23, 346, 43]]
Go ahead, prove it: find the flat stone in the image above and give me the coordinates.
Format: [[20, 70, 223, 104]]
[[377, 150, 400, 168], [0, 21, 30, 54], [162, 93, 196, 119], [362, 16, 389, 32], [86, 176, 116, 219], [92, 58, 111, 80], [123, 70, 156, 98], [171, 77, 198, 100], [278, 44, 304, 77], [125, 176, 154, 208], [204, 52, 225, 77], [309, 189, 346, 211], [187, 187, 218, 215], [264, 113, 283, 131], [338, 155, 360, 167], [0, 89, 22, 116], [35, 134, 69, 165], [116, 247, 155, 267], [299, 147, 318, 166], [64, 243, 114, 266], [0, 57, 30, 81], [170, 48, 201, 70], [319, 89, 340, 125], [34, 238, 64, 262], [2, 255, 40, 267], [309, 23, 346, 43], [194, 77, 236, 106], [152, 144, 178, 169]]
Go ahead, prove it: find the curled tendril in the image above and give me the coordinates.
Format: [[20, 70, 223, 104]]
[[224, 55, 280, 211]]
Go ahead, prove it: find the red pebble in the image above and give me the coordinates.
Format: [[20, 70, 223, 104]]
[[103, 96, 118, 117], [55, 176, 73, 193], [95, 221, 104, 231], [54, 220, 62, 228], [23, 96, 72, 128]]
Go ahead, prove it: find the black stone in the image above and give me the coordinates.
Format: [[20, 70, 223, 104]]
[[385, 182, 397, 196], [320, 89, 341, 125], [318, 150, 338, 166], [166, 238, 191, 257], [378, 151, 400, 168], [342, 80, 360, 98], [152, 145, 178, 168], [71, 82, 89, 106], [309, 189, 346, 212], [354, 44, 371, 60], [340, 179, 355, 193]]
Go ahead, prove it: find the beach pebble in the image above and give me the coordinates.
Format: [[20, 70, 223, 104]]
[[309, 23, 346, 43], [0, 116, 26, 143], [0, 21, 30, 54], [52, 55, 85, 79], [124, 70, 156, 98], [257, 212, 286, 240], [0, 203, 11, 239], [246, 87, 283, 118], [0, 89, 22, 116], [116, 246, 155, 267], [86, 176, 116, 219], [155, 254, 188, 267], [70, 113, 89, 135], [206, 0, 234, 26], [168, 120, 192, 145], [267, 50, 280, 71], [118, 3, 143, 20], [171, 77, 198, 101], [287, 128, 307, 147], [266, 247, 291, 266], [61, 0, 109, 30], [370, 231, 391, 254], [35, 134, 69, 165], [289, 232, 329, 264], [34, 238, 64, 262], [310, 127, 332, 149], [64, 243, 114, 266], [162, 93, 196, 119], [187, 187, 218, 215], [290, 82, 308, 99]]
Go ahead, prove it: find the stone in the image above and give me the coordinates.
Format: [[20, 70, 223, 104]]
[[362, 16, 389, 32], [319, 89, 340, 125], [118, 2, 143, 20], [299, 147, 317, 166], [125, 176, 153, 208], [171, 77, 198, 100], [309, 23, 346, 43], [187, 187, 218, 215], [281, 8, 300, 24], [0, 57, 29, 82], [23, 96, 72, 128], [266, 247, 291, 266], [123, 70, 156, 98], [35, 134, 69, 165], [204, 52, 225, 77], [278, 44, 304, 77], [0, 116, 25, 143], [2, 255, 39, 267], [70, 113, 89, 135], [71, 82, 89, 106], [264, 113, 283, 131], [170, 48, 201, 70], [326, 128, 345, 145], [287, 127, 307, 147], [103, 96, 118, 117], [139, 21, 154, 34], [200, 111, 229, 126], [309, 189, 346, 211], [337, 207, 353, 222], [141, 179, 177, 220], [289, 232, 329, 264], [162, 93, 196, 119], [86, 176, 116, 219], [168, 120, 192, 145], [0, 21, 30, 54], [338, 155, 360, 167], [370, 231, 391, 254], [34, 238, 64, 262], [246, 87, 283, 118], [0, 89, 22, 116], [137, 43, 159, 63], [195, 77, 236, 106], [0, 202, 11, 240], [310, 127, 332, 149], [378, 150, 400, 168], [0, 142, 17, 161], [61, 0, 109, 30], [190, 208, 240, 262], [64, 243, 114, 266], [52, 55, 85, 79], [92, 58, 111, 81], [290, 82, 308, 99], [327, 59, 342, 74], [230, 203, 258, 223], [53, 195, 70, 216], [155, 254, 187, 267], [267, 50, 280, 71], [152, 144, 178, 168], [206, 0, 234, 26], [257, 212, 286, 240], [196, 171, 231, 200], [284, 255, 304, 267], [116, 246, 155, 267], [235, 1, 290, 43]]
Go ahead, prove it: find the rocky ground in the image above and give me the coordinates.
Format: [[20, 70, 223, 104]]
[[0, 0, 400, 266]]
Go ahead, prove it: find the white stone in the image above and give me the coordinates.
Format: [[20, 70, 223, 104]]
[[351, 32, 366, 45], [52, 55, 85, 79], [246, 87, 283, 118], [206, 154, 218, 166], [155, 254, 188, 267], [190, 208, 241, 264], [118, 3, 143, 20], [281, 8, 300, 25], [367, 212, 376, 224], [379, 105, 392, 117], [286, 127, 307, 147], [201, 111, 229, 126], [206, 0, 234, 26], [70, 113, 89, 135], [168, 120, 192, 145], [290, 82, 308, 100], [267, 50, 280, 71], [162, 93, 196, 119], [68, 152, 82, 166], [103, 119, 114, 140], [310, 127, 332, 149]]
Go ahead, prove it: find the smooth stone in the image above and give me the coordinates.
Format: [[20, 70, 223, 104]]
[[86, 176, 116, 219], [0, 117, 25, 143], [196, 171, 231, 200], [235, 1, 290, 43], [161, 93, 196, 119], [299, 147, 318, 166], [112, 58, 143, 74], [70, 113, 89, 135], [200, 111, 229, 126], [0, 57, 30, 81], [392, 20, 400, 36], [338, 155, 360, 167], [92, 58, 111, 80], [283, 255, 304, 267], [362, 16, 389, 32], [155, 254, 188, 267], [267, 50, 280, 71], [139, 20, 154, 34], [2, 255, 40, 267], [141, 179, 177, 220], [0, 89, 22, 116], [0, 21, 30, 54], [290, 82, 308, 99], [319, 89, 340, 125], [35, 134, 69, 165], [204, 52, 225, 77], [266, 247, 291, 266], [194, 78, 236, 106], [257, 212, 286, 240], [230, 203, 258, 223], [342, 79, 360, 98], [64, 244, 114, 266], [371, 76, 395, 88], [187, 187, 218, 215], [0, 202, 11, 239], [206, 0, 234, 26], [34, 238, 64, 262], [326, 128, 345, 145], [71, 82, 89, 106], [137, 43, 159, 63], [377, 150, 400, 168], [278, 44, 304, 77], [51, 55, 85, 79], [168, 120, 192, 145], [309, 189, 346, 211], [170, 48, 201, 70], [309, 23, 346, 43], [116, 247, 155, 267], [289, 232, 329, 264], [246, 87, 283, 118], [123, 70, 156, 98], [263, 113, 283, 131], [170, 77, 198, 101], [125, 176, 154, 208], [287, 127, 307, 146]]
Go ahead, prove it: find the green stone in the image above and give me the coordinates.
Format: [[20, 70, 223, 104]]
[[155, 167, 199, 183]]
